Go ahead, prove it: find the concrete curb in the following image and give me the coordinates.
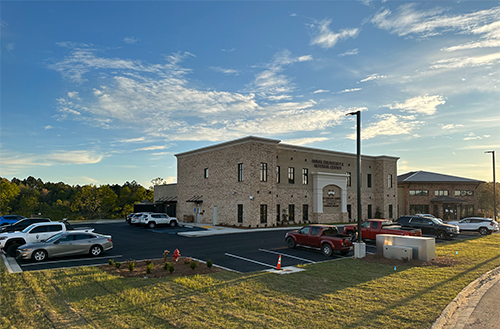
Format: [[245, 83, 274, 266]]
[[1, 253, 23, 274], [430, 266, 500, 329]]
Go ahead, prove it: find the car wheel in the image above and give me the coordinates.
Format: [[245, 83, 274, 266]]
[[436, 231, 446, 239], [32, 249, 48, 262], [90, 245, 103, 257], [322, 243, 333, 257], [286, 237, 296, 249], [148, 222, 156, 229], [169, 220, 177, 227], [479, 227, 489, 235], [6, 243, 20, 257]]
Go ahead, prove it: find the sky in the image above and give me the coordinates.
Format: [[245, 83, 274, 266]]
[[1, 1, 499, 188]]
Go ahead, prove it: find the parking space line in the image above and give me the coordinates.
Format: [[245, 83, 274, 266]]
[[258, 249, 316, 263], [224, 253, 276, 268], [20, 255, 123, 267]]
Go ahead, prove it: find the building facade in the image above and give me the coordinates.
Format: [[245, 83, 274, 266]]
[[397, 171, 484, 220], [174, 136, 398, 227]]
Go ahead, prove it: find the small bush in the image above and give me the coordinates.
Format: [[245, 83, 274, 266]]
[[190, 261, 198, 270], [115, 262, 122, 269], [146, 262, 154, 274], [206, 260, 213, 268], [108, 259, 115, 266], [163, 262, 171, 270], [168, 265, 175, 273], [128, 260, 136, 272]]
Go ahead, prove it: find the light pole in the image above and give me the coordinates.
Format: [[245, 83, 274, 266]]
[[485, 151, 496, 221], [346, 110, 365, 258]]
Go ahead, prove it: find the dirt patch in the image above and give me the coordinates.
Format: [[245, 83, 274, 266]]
[[99, 257, 224, 278], [361, 253, 460, 267]]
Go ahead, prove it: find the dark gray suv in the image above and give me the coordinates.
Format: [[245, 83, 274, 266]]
[[398, 215, 459, 239]]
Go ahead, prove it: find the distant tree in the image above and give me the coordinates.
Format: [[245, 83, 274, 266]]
[[71, 185, 101, 219], [98, 185, 118, 219], [150, 177, 166, 189], [0, 178, 20, 214], [477, 182, 500, 218]]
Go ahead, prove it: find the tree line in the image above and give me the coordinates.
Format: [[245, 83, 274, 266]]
[[1, 176, 154, 221]]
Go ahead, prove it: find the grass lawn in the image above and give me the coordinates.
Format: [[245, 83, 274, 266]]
[[1, 234, 499, 329]]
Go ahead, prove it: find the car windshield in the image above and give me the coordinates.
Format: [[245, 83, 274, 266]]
[[21, 224, 36, 233], [46, 232, 65, 243], [429, 218, 440, 225]]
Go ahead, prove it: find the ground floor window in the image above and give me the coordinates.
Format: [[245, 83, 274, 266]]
[[389, 204, 393, 219], [276, 204, 280, 222], [289, 204, 295, 223], [260, 204, 267, 224], [410, 204, 429, 214], [237, 204, 243, 223], [367, 204, 373, 219], [302, 204, 308, 222], [347, 205, 352, 220]]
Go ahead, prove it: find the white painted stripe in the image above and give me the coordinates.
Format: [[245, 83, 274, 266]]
[[258, 249, 316, 263], [224, 253, 276, 268], [189, 257, 242, 274], [21, 255, 123, 267]]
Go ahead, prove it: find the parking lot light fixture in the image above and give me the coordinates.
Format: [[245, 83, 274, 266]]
[[485, 151, 496, 221]]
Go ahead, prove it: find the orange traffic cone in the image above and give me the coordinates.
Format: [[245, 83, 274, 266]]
[[276, 255, 282, 270]]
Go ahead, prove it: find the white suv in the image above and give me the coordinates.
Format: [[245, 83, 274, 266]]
[[448, 217, 499, 235], [140, 213, 178, 229], [129, 212, 151, 226]]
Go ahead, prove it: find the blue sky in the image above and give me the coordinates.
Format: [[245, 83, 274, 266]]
[[1, 1, 499, 188]]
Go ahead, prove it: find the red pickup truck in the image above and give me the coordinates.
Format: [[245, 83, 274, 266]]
[[285, 225, 353, 256], [344, 219, 422, 240]]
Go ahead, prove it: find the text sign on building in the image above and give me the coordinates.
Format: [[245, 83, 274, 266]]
[[312, 159, 343, 170]]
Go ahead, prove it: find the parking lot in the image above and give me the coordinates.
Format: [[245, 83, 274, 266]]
[[5, 221, 480, 274]]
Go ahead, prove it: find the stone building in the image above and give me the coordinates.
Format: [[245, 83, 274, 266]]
[[174, 136, 398, 227], [397, 171, 484, 221]]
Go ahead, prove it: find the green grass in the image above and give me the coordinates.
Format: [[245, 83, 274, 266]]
[[1, 235, 499, 329]]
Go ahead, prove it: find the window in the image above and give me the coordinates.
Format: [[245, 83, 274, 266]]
[[204, 168, 209, 179], [367, 174, 372, 188], [310, 227, 321, 236], [461, 205, 475, 218], [388, 174, 393, 188], [410, 205, 430, 214], [60, 234, 75, 242], [455, 190, 473, 196], [302, 204, 309, 221], [260, 204, 268, 224], [288, 167, 295, 184], [238, 163, 243, 182], [347, 204, 352, 220], [298, 226, 309, 234], [276, 204, 280, 222], [409, 190, 429, 196], [237, 204, 243, 223], [435, 190, 449, 196], [276, 166, 280, 183], [368, 205, 373, 219], [302, 168, 308, 185], [30, 226, 48, 233], [260, 163, 268, 182], [289, 204, 295, 222], [389, 204, 393, 218], [372, 221, 379, 229], [346, 172, 352, 187]]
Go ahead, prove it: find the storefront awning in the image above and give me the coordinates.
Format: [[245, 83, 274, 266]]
[[430, 196, 465, 204], [186, 195, 203, 203]]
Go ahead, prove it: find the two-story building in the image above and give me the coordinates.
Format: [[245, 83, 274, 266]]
[[173, 136, 398, 227]]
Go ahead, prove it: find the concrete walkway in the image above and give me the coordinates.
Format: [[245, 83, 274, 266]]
[[179, 223, 300, 237]]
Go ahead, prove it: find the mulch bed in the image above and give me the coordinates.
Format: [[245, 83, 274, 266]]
[[361, 253, 460, 267], [99, 257, 224, 278]]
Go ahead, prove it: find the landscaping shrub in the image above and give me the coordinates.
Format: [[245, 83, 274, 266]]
[[146, 262, 154, 274], [190, 261, 197, 270], [206, 260, 213, 268], [163, 262, 171, 270], [128, 260, 136, 272], [114, 262, 121, 269]]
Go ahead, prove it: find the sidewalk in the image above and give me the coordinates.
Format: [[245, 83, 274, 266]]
[[431, 266, 500, 329]]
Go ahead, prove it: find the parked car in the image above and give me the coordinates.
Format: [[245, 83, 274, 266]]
[[415, 214, 443, 223], [17, 231, 113, 262], [344, 219, 422, 240], [0, 215, 26, 226], [398, 215, 459, 239], [447, 217, 499, 235], [129, 213, 150, 226], [1, 218, 51, 233], [285, 225, 353, 256], [140, 213, 178, 228], [125, 213, 135, 224]]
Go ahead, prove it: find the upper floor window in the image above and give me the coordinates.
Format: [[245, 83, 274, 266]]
[[409, 190, 429, 196], [455, 190, 473, 196], [204, 168, 209, 179], [260, 163, 268, 182], [288, 167, 295, 184], [276, 166, 280, 183], [302, 168, 308, 185], [367, 173, 372, 188], [238, 163, 243, 182], [388, 174, 393, 188], [435, 190, 448, 196]]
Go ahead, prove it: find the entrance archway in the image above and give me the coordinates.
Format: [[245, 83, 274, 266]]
[[312, 172, 349, 214]]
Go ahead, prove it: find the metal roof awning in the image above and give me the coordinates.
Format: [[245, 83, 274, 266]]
[[186, 195, 203, 203], [430, 196, 465, 204], [157, 196, 177, 202]]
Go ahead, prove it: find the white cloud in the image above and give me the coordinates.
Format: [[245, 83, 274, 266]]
[[46, 150, 103, 164], [313, 89, 329, 94], [463, 133, 490, 141], [385, 95, 445, 115], [359, 74, 386, 83], [67, 91, 80, 100], [120, 137, 146, 143], [348, 114, 424, 140], [430, 52, 500, 70], [124, 36, 139, 44], [6, 43, 14, 52], [44, 125, 53, 130], [210, 66, 240, 75], [282, 137, 329, 145], [338, 88, 361, 94], [441, 124, 464, 130], [338, 49, 359, 57], [134, 145, 169, 151], [310, 19, 359, 49]]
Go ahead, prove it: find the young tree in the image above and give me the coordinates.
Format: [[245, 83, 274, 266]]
[[0, 178, 20, 214], [477, 182, 500, 218]]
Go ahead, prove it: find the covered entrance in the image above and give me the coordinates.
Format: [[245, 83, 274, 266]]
[[431, 196, 464, 221], [312, 172, 349, 223]]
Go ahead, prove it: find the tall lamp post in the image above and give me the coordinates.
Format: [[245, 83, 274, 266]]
[[485, 151, 496, 221], [346, 110, 365, 258]]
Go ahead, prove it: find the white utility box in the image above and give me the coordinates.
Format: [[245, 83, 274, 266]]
[[376, 235, 435, 261], [383, 245, 413, 261]]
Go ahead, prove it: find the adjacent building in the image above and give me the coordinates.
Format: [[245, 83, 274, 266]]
[[397, 171, 484, 220], [173, 136, 399, 227]]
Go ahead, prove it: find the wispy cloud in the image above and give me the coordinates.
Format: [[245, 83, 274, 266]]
[[359, 74, 386, 83], [312, 89, 329, 94], [282, 137, 329, 145], [46, 150, 104, 164], [441, 124, 464, 130], [123, 36, 139, 44], [463, 133, 491, 141], [349, 114, 424, 140], [134, 145, 169, 151], [310, 19, 359, 49], [385, 95, 445, 115], [209, 66, 239, 75], [338, 88, 361, 94], [430, 52, 500, 70], [338, 48, 358, 57]]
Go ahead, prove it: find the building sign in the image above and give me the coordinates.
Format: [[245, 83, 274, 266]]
[[323, 189, 341, 208], [312, 159, 343, 170]]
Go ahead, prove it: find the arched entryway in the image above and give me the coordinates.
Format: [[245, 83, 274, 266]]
[[312, 172, 349, 222]]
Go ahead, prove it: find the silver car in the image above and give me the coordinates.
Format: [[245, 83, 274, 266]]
[[17, 231, 113, 262]]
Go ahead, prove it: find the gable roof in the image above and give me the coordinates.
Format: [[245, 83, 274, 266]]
[[398, 171, 484, 183]]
